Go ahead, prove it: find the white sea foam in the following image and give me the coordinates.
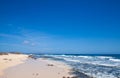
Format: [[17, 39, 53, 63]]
[[54, 55, 120, 67], [97, 56, 113, 59], [41, 54, 120, 78], [110, 58, 120, 62], [63, 58, 80, 62]]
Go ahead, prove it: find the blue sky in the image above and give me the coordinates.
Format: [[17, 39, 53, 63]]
[[0, 0, 120, 54]]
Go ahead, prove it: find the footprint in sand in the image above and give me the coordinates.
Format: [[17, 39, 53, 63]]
[[32, 73, 39, 78]]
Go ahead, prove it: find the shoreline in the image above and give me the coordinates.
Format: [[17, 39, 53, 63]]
[[0, 53, 74, 78]]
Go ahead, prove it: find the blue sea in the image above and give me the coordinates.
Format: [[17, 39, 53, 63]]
[[27, 53, 120, 78]]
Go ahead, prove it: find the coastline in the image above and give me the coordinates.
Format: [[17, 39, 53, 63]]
[[0, 53, 74, 78], [1, 53, 119, 78]]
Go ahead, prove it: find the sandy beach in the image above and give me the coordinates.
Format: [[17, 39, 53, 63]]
[[0, 54, 73, 78]]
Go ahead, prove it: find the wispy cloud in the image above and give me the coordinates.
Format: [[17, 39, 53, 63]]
[[31, 43, 36, 46], [23, 40, 36, 46], [0, 33, 22, 39], [0, 28, 59, 52], [23, 40, 30, 44]]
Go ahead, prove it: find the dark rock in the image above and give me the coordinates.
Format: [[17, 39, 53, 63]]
[[47, 64, 54, 66], [3, 58, 8, 60], [28, 55, 37, 60], [63, 76, 66, 78], [0, 52, 8, 55], [9, 52, 22, 54]]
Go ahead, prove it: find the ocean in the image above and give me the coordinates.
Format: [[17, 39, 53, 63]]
[[27, 53, 120, 78]]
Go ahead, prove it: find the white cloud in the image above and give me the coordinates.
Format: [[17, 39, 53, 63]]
[[23, 40, 30, 44], [23, 40, 36, 46], [31, 43, 36, 46], [0, 33, 22, 39]]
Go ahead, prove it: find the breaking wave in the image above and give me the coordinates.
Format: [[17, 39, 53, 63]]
[[39, 54, 120, 78]]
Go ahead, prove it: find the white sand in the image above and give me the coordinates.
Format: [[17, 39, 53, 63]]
[[0, 54, 28, 76], [0, 54, 73, 78]]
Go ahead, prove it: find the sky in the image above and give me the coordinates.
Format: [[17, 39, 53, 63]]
[[0, 0, 120, 54]]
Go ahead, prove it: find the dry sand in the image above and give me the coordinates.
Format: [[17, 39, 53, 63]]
[[0, 54, 73, 78], [0, 54, 28, 76]]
